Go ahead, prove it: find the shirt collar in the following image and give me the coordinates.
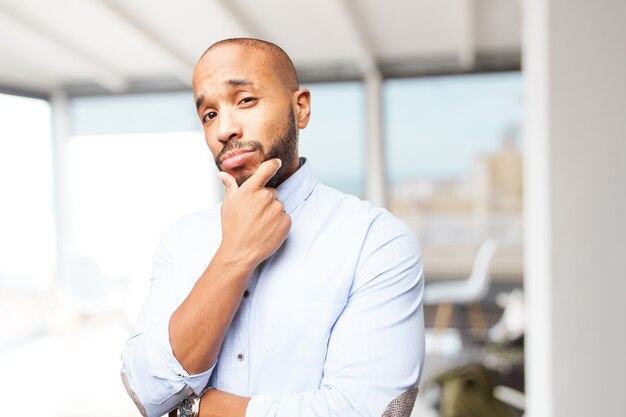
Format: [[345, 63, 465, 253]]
[[277, 157, 318, 214]]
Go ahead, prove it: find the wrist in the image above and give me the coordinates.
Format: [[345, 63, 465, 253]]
[[199, 389, 250, 417], [214, 244, 259, 273]]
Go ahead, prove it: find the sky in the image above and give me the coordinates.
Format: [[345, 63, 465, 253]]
[[302, 72, 523, 194], [385, 72, 523, 181]]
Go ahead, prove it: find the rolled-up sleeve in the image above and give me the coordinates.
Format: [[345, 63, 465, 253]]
[[246, 213, 425, 417], [120, 223, 215, 417]]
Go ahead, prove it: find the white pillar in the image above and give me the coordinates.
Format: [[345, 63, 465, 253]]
[[50, 90, 73, 283], [524, 1, 626, 416], [458, 0, 476, 69], [365, 71, 386, 208]]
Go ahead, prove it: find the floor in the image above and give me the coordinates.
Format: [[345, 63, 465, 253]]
[[0, 320, 138, 417]]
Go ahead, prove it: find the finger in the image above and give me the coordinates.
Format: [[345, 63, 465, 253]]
[[217, 171, 239, 200], [268, 188, 279, 200], [243, 158, 282, 190]]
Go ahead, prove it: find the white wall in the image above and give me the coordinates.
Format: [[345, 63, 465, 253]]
[[524, 1, 626, 416]]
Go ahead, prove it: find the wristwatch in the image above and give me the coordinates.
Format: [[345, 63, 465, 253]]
[[177, 393, 200, 417], [176, 386, 212, 417]]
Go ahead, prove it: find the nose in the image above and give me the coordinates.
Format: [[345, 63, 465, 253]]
[[216, 109, 242, 144]]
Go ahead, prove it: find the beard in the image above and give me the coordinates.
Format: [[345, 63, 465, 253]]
[[214, 106, 298, 188]]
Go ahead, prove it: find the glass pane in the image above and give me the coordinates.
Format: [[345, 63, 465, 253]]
[[299, 82, 365, 197], [70, 91, 201, 135], [0, 93, 54, 291], [67, 131, 218, 317], [385, 72, 523, 277]]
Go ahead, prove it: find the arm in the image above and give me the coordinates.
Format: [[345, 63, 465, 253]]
[[166, 391, 249, 417], [171, 158, 290, 374], [194, 215, 425, 417], [121, 159, 290, 417]]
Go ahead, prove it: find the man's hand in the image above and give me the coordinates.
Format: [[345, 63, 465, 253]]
[[169, 159, 291, 375], [217, 158, 292, 269]]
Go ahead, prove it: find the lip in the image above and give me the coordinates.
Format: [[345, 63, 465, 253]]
[[220, 149, 257, 170]]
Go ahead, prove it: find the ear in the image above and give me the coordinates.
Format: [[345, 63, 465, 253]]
[[292, 88, 311, 129]]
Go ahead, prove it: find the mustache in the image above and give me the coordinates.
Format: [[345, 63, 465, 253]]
[[215, 140, 265, 167]]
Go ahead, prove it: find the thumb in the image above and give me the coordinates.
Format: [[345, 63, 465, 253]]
[[217, 171, 238, 200]]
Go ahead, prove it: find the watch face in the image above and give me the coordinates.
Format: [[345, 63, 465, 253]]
[[178, 398, 194, 417]]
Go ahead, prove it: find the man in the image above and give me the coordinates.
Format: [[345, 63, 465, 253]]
[[121, 38, 425, 417]]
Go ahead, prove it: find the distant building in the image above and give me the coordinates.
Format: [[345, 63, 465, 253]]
[[390, 127, 522, 212], [472, 129, 523, 213]]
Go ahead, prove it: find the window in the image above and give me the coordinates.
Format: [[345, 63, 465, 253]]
[[0, 93, 54, 291], [68, 92, 218, 319], [385, 72, 523, 277], [299, 82, 365, 197]]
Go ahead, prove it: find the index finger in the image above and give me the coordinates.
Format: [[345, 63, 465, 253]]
[[217, 170, 239, 201], [243, 158, 282, 189]]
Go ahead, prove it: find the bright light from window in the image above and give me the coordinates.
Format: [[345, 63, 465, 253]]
[[67, 131, 219, 318], [0, 93, 54, 290]]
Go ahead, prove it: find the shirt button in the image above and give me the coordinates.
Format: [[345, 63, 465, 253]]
[[243, 290, 250, 299], [237, 353, 244, 361]]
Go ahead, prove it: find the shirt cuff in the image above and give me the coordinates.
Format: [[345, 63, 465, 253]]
[[146, 317, 216, 395]]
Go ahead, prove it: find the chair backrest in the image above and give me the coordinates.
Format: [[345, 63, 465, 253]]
[[381, 387, 419, 417], [465, 238, 499, 300]]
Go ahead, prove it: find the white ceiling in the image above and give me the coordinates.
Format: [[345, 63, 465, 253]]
[[0, 0, 521, 96]]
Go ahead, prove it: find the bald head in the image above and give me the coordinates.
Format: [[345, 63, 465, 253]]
[[199, 38, 299, 93]]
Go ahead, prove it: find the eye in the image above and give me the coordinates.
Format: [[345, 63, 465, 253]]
[[239, 97, 256, 105], [202, 111, 217, 123]]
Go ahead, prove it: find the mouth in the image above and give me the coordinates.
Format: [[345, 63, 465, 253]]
[[220, 148, 258, 170]]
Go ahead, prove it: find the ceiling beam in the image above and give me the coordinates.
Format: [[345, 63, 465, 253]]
[[0, 83, 49, 100], [0, 5, 127, 92], [0, 38, 59, 93], [332, 0, 380, 78], [212, 0, 265, 39], [95, 0, 195, 86]]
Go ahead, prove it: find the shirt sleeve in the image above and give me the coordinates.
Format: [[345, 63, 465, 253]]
[[120, 222, 216, 417], [245, 213, 425, 417]]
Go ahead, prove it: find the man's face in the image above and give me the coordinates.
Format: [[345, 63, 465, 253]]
[[192, 45, 300, 188]]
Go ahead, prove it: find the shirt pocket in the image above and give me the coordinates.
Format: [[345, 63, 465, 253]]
[[258, 283, 346, 367]]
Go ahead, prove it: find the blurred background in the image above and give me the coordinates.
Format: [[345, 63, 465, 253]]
[[0, 0, 623, 416]]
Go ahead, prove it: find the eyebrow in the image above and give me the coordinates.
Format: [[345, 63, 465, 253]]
[[227, 78, 253, 87], [195, 95, 204, 111], [195, 78, 255, 111]]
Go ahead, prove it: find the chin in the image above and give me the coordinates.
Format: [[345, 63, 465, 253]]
[[231, 166, 258, 186], [235, 173, 253, 187]]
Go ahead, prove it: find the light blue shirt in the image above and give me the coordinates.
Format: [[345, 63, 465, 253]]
[[121, 159, 425, 417]]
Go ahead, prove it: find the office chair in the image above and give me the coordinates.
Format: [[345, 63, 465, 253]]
[[424, 239, 499, 333]]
